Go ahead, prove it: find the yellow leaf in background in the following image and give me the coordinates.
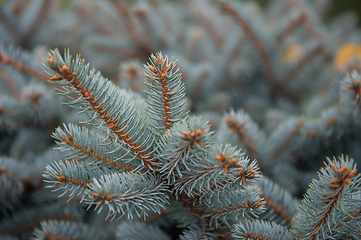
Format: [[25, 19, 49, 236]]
[[334, 43, 361, 70], [282, 43, 305, 64]]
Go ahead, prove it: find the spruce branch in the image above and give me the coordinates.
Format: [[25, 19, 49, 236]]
[[0, 49, 48, 81], [44, 49, 157, 171], [33, 220, 110, 240], [53, 124, 138, 172], [157, 117, 212, 182], [85, 172, 169, 220], [292, 156, 361, 240], [277, 11, 307, 43], [224, 109, 267, 170], [174, 144, 260, 197], [220, 2, 277, 90], [257, 176, 300, 227], [43, 160, 106, 201], [107, 0, 153, 55], [232, 219, 292, 240], [144, 52, 188, 134], [279, 44, 327, 91], [269, 118, 304, 163]]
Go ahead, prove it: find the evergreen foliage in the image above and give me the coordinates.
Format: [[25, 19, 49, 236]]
[[0, 0, 361, 239]]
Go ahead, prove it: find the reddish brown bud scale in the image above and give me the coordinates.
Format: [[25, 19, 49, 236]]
[[49, 75, 62, 81], [0, 166, 7, 173], [194, 129, 203, 137], [341, 166, 350, 175], [247, 169, 254, 175], [60, 65, 70, 76], [229, 157, 237, 164], [148, 66, 157, 73], [105, 194, 112, 201], [1, 54, 9, 64], [67, 133, 73, 141], [350, 169, 357, 178]]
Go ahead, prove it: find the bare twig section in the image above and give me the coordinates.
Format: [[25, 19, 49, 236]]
[[221, 3, 277, 89], [185, 26, 205, 60], [0, 52, 48, 81], [107, 0, 153, 55], [0, 68, 21, 100], [277, 12, 307, 43], [271, 120, 304, 161], [279, 44, 325, 91], [259, 192, 293, 226]]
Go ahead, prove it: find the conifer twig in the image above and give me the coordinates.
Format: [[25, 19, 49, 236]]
[[277, 12, 307, 43], [0, 68, 21, 100], [270, 120, 304, 161], [279, 44, 325, 91], [0, 52, 48, 81], [47, 59, 156, 171], [107, 0, 153, 56], [59, 132, 135, 171], [221, 3, 277, 89]]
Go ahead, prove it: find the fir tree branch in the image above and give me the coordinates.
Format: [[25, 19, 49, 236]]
[[232, 219, 292, 240], [107, 0, 153, 55], [279, 44, 326, 91], [0, 51, 48, 81], [184, 26, 205, 60], [44, 50, 157, 171], [257, 177, 300, 227], [174, 145, 260, 196], [144, 52, 188, 134], [0, 203, 76, 236], [0, 68, 21, 100], [53, 124, 136, 172], [157, 117, 212, 182], [270, 119, 304, 162], [43, 160, 100, 201], [224, 110, 266, 170], [33, 220, 109, 240], [220, 3, 277, 89], [277, 12, 307, 43], [85, 172, 169, 220], [205, 190, 264, 227], [292, 156, 361, 240]]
